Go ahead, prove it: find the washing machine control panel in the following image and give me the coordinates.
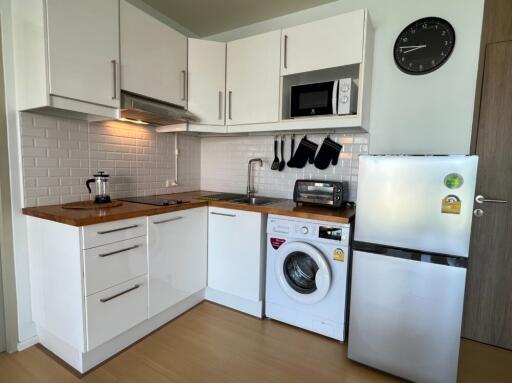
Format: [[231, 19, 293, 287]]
[[268, 216, 351, 246]]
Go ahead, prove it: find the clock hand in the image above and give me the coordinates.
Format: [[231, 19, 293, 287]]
[[399, 45, 427, 49], [400, 45, 428, 54]]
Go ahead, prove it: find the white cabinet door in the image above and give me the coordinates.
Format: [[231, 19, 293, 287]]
[[281, 9, 366, 75], [46, 0, 120, 108], [148, 207, 207, 317], [188, 38, 226, 125], [120, 0, 187, 107], [226, 30, 281, 125], [207, 208, 263, 302]]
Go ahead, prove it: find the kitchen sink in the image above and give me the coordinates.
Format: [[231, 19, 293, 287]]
[[228, 196, 281, 206]]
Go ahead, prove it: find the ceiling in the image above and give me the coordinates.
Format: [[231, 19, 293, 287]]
[[141, 0, 338, 37]]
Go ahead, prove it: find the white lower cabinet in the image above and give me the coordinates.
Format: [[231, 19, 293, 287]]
[[206, 207, 266, 317], [148, 207, 208, 317], [85, 275, 148, 350]]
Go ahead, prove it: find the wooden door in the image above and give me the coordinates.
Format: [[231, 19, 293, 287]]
[[120, 0, 187, 107], [226, 30, 281, 126], [463, 41, 512, 350], [46, 0, 120, 108], [188, 38, 226, 125], [281, 9, 365, 76]]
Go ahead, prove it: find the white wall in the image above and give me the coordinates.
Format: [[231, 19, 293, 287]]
[[208, 0, 485, 155]]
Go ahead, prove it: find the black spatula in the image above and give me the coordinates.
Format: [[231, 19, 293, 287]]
[[278, 136, 285, 171], [271, 136, 280, 170]]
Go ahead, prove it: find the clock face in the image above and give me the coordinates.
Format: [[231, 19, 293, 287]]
[[394, 17, 455, 75]]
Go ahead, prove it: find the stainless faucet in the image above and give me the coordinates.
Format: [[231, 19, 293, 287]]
[[247, 158, 263, 197]]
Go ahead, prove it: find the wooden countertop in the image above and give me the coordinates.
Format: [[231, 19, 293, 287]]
[[22, 191, 355, 226]]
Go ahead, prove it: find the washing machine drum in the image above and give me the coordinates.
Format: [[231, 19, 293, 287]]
[[275, 242, 331, 304]]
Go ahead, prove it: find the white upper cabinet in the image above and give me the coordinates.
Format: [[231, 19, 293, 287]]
[[12, 0, 120, 118], [120, 0, 187, 107], [281, 9, 366, 76], [226, 30, 281, 126], [188, 39, 226, 126], [46, 0, 120, 107]]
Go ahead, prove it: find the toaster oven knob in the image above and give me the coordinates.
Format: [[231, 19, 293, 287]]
[[301, 226, 309, 235], [341, 96, 349, 104]]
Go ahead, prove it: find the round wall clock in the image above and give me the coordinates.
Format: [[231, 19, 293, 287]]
[[394, 17, 455, 75]]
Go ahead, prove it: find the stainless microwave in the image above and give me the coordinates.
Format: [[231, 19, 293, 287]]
[[290, 78, 356, 118]]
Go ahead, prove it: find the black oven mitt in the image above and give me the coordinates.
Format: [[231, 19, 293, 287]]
[[314, 137, 342, 170], [287, 136, 318, 169]]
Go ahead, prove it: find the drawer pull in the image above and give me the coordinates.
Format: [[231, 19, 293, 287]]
[[153, 216, 183, 225], [97, 224, 139, 235], [98, 245, 139, 258], [210, 212, 237, 217], [100, 284, 140, 303]]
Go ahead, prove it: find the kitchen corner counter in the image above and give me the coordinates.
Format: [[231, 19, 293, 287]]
[[22, 191, 355, 226]]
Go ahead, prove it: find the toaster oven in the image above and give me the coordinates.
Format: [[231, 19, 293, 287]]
[[293, 180, 348, 208]]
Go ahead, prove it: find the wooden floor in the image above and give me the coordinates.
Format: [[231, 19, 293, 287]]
[[1, 302, 511, 382]]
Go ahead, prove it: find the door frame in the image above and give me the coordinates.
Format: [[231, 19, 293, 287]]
[[0, 10, 22, 352]]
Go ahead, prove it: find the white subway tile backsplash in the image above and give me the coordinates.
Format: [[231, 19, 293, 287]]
[[200, 133, 368, 201], [21, 113, 201, 207]]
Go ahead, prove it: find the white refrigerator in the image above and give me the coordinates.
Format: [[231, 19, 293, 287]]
[[348, 155, 478, 383]]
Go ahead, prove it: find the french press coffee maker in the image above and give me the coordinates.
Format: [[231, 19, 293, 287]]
[[86, 171, 111, 204]]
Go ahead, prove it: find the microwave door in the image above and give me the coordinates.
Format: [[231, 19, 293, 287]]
[[332, 80, 339, 115]]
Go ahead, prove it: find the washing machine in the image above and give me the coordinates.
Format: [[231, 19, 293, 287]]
[[265, 214, 351, 341]]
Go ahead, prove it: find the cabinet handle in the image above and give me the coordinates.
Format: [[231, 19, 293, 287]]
[[284, 35, 288, 69], [97, 224, 139, 235], [228, 91, 232, 120], [100, 284, 140, 303], [99, 245, 139, 258], [111, 59, 117, 100], [153, 216, 183, 225], [210, 212, 236, 217], [218, 91, 223, 120], [181, 70, 187, 101]]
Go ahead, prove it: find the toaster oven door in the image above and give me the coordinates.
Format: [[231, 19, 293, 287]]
[[296, 183, 335, 205]]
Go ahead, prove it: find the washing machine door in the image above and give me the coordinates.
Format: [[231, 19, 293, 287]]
[[275, 241, 331, 304]]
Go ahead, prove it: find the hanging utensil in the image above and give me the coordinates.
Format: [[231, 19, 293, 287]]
[[271, 135, 280, 170], [278, 135, 286, 171], [287, 134, 295, 167]]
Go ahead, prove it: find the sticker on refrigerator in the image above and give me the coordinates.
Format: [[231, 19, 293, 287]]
[[444, 173, 464, 189], [441, 195, 461, 214], [333, 248, 345, 262]]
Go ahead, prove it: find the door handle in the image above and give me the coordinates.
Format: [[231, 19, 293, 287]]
[[99, 245, 139, 258], [284, 35, 288, 69], [475, 195, 508, 204], [100, 284, 140, 303], [181, 70, 187, 101], [228, 91, 232, 120], [210, 212, 236, 217], [97, 224, 139, 235], [153, 216, 183, 225], [111, 59, 117, 100], [218, 91, 223, 120]]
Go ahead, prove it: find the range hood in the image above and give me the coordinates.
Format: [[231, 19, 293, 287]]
[[120, 91, 199, 126]]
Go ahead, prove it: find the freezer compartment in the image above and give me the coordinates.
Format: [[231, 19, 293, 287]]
[[348, 250, 466, 383], [355, 155, 478, 257]]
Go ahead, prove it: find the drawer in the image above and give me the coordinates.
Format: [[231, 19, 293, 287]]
[[85, 275, 148, 351], [83, 237, 148, 296], [82, 217, 147, 249]]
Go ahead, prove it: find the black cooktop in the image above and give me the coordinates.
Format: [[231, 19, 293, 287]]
[[119, 196, 190, 206]]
